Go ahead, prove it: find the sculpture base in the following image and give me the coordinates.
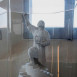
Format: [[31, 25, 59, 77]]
[[18, 63, 53, 77]]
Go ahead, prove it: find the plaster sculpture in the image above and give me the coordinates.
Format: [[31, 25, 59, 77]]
[[18, 14, 53, 77], [18, 63, 52, 77], [23, 14, 50, 67]]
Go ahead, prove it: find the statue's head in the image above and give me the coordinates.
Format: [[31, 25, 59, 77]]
[[37, 20, 45, 29]]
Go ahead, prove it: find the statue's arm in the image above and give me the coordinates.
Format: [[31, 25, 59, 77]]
[[23, 14, 31, 27], [42, 39, 50, 47], [23, 14, 37, 33], [41, 33, 50, 47]]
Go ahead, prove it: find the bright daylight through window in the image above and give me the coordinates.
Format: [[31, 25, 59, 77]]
[[74, 0, 77, 28], [31, 0, 64, 28], [0, 7, 7, 28]]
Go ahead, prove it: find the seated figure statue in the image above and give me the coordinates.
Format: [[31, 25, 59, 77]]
[[23, 14, 50, 67]]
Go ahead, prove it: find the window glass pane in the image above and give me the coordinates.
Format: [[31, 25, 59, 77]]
[[74, 0, 77, 28], [0, 7, 7, 28], [31, 0, 64, 27], [32, 13, 64, 28], [32, 0, 64, 13]]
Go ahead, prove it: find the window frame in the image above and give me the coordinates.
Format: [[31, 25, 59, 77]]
[[23, 0, 75, 40]]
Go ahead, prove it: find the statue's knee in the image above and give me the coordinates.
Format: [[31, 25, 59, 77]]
[[28, 47, 34, 54], [28, 47, 38, 58]]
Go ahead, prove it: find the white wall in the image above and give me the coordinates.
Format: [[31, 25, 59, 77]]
[[10, 0, 24, 13], [11, 12, 23, 46]]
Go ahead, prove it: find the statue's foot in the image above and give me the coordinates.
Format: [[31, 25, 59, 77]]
[[27, 62, 40, 69], [20, 72, 27, 76], [28, 62, 35, 66]]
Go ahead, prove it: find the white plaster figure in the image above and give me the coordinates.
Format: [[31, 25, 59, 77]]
[[23, 14, 50, 67], [18, 14, 53, 77]]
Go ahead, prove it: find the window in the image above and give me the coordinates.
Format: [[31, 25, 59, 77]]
[[0, 0, 3, 2], [73, 0, 77, 39], [31, 0, 64, 28], [74, 0, 77, 28], [0, 7, 7, 28], [24, 0, 75, 39]]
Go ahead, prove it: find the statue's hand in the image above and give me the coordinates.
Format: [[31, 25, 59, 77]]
[[35, 36, 41, 44], [35, 40, 41, 44], [40, 41, 50, 47], [22, 13, 31, 26], [23, 13, 27, 19]]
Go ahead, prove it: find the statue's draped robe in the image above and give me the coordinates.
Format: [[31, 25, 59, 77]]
[[27, 25, 50, 66]]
